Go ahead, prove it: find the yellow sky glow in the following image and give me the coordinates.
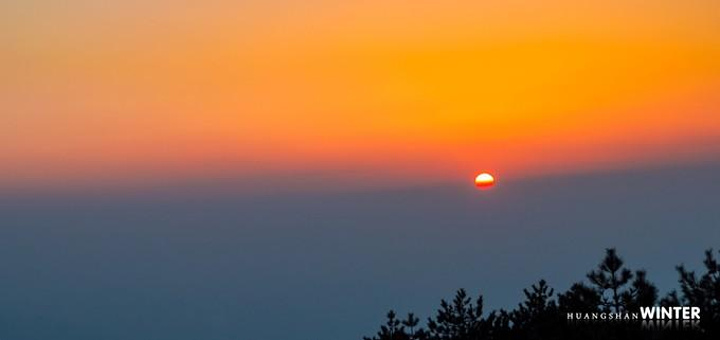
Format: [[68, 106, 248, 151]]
[[2, 0, 719, 190]]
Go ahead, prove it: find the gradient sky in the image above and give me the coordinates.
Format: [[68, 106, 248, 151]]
[[3, 0, 720, 191], [2, 2, 720, 340]]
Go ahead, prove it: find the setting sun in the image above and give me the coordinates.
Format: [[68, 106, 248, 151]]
[[475, 173, 496, 188]]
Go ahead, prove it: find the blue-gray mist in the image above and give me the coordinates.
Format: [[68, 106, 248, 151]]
[[0, 162, 718, 340]]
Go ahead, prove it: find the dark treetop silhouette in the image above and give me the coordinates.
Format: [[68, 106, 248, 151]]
[[363, 248, 720, 340]]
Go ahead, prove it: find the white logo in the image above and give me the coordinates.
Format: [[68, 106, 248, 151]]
[[639, 306, 700, 320]]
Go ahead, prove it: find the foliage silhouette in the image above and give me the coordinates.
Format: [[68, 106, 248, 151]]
[[363, 310, 410, 340], [425, 288, 489, 340], [587, 248, 634, 313], [677, 249, 720, 334], [364, 248, 718, 340]]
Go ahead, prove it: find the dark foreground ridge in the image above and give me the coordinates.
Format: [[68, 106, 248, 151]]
[[363, 248, 720, 340]]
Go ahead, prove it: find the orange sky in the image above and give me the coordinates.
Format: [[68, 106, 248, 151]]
[[2, 0, 720, 191]]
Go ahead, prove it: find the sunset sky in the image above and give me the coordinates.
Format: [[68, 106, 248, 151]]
[[2, 2, 720, 340], [3, 0, 720, 191]]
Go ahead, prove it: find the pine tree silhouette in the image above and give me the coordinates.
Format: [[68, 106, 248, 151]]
[[483, 309, 511, 340], [557, 282, 602, 314], [677, 249, 720, 334], [511, 280, 559, 340], [587, 248, 633, 312], [402, 313, 425, 340], [364, 310, 411, 340], [620, 270, 658, 311], [426, 289, 486, 340], [363, 248, 720, 340]]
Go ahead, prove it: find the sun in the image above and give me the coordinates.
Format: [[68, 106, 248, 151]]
[[474, 173, 495, 188]]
